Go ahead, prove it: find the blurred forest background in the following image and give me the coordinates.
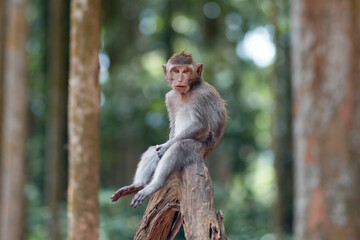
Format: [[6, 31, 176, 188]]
[[1, 0, 359, 239]]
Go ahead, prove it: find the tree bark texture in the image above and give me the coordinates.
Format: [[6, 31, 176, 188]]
[[0, 0, 7, 181], [271, 0, 293, 236], [45, 0, 68, 239], [0, 0, 28, 239], [292, 0, 360, 239], [67, 0, 101, 239], [134, 161, 228, 240]]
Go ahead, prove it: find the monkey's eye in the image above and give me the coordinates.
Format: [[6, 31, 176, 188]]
[[174, 69, 180, 73], [183, 69, 188, 73]]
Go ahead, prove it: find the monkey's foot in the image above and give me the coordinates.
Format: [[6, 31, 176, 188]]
[[110, 185, 144, 202], [130, 190, 149, 208]]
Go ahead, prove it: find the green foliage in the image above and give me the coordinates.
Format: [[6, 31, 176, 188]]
[[99, 190, 144, 239]]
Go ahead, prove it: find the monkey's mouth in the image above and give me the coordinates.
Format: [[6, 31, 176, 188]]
[[175, 85, 186, 88]]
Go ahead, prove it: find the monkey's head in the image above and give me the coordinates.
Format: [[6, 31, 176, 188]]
[[162, 50, 203, 95]]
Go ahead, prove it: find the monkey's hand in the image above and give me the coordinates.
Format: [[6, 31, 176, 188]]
[[155, 143, 170, 159], [110, 184, 144, 202]]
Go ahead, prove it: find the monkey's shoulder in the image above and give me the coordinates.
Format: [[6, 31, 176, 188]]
[[192, 82, 228, 123], [193, 81, 226, 105]]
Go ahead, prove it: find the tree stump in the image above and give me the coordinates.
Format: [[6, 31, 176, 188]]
[[134, 160, 228, 240]]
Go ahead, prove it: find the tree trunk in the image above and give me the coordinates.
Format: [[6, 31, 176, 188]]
[[0, 0, 28, 239], [134, 172, 182, 240], [0, 0, 6, 195], [292, 0, 360, 239], [134, 161, 228, 240], [163, 0, 174, 59], [271, 0, 293, 237], [67, 0, 101, 239], [44, 0, 68, 239]]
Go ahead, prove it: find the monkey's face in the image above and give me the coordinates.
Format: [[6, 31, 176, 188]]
[[163, 63, 203, 95], [168, 65, 195, 94]]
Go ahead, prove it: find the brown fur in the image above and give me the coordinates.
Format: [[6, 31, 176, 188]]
[[168, 50, 196, 65]]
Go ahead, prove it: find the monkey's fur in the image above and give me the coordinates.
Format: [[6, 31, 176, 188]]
[[111, 51, 227, 208]]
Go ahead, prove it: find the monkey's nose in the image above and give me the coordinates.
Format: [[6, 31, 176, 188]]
[[181, 73, 186, 81]]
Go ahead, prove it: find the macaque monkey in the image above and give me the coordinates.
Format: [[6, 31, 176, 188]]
[[111, 50, 227, 208]]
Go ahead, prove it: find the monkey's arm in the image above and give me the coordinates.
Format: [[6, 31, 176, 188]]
[[156, 111, 210, 158], [156, 121, 209, 158], [165, 90, 177, 140], [157, 90, 212, 157], [169, 120, 175, 139], [170, 92, 213, 143]]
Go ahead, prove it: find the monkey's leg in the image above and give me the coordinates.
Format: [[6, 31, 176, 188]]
[[111, 184, 143, 202], [133, 146, 160, 186], [130, 140, 203, 208], [111, 146, 159, 202]]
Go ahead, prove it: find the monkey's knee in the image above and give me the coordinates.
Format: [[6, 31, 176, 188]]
[[173, 140, 204, 160], [139, 146, 158, 164], [142, 146, 157, 157], [161, 140, 203, 169]]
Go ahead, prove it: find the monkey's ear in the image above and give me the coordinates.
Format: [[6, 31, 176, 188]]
[[162, 64, 167, 75], [196, 64, 203, 78]]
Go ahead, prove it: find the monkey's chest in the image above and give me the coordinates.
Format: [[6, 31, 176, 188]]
[[174, 105, 192, 136]]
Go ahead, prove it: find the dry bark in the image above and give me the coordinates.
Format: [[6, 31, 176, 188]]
[[292, 0, 360, 239], [134, 161, 228, 240], [0, 0, 28, 239], [67, 0, 101, 239], [134, 172, 182, 240]]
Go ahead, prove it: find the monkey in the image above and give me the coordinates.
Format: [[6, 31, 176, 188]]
[[111, 50, 227, 208]]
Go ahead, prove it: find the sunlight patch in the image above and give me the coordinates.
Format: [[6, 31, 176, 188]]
[[236, 26, 276, 67]]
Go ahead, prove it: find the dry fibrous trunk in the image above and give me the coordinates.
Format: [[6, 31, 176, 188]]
[[134, 161, 228, 240]]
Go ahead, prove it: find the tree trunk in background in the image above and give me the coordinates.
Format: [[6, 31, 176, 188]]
[[0, 0, 6, 196], [292, 0, 360, 239], [44, 0, 68, 239], [0, 0, 28, 239], [271, 0, 293, 237], [163, 0, 174, 58], [67, 0, 101, 239]]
